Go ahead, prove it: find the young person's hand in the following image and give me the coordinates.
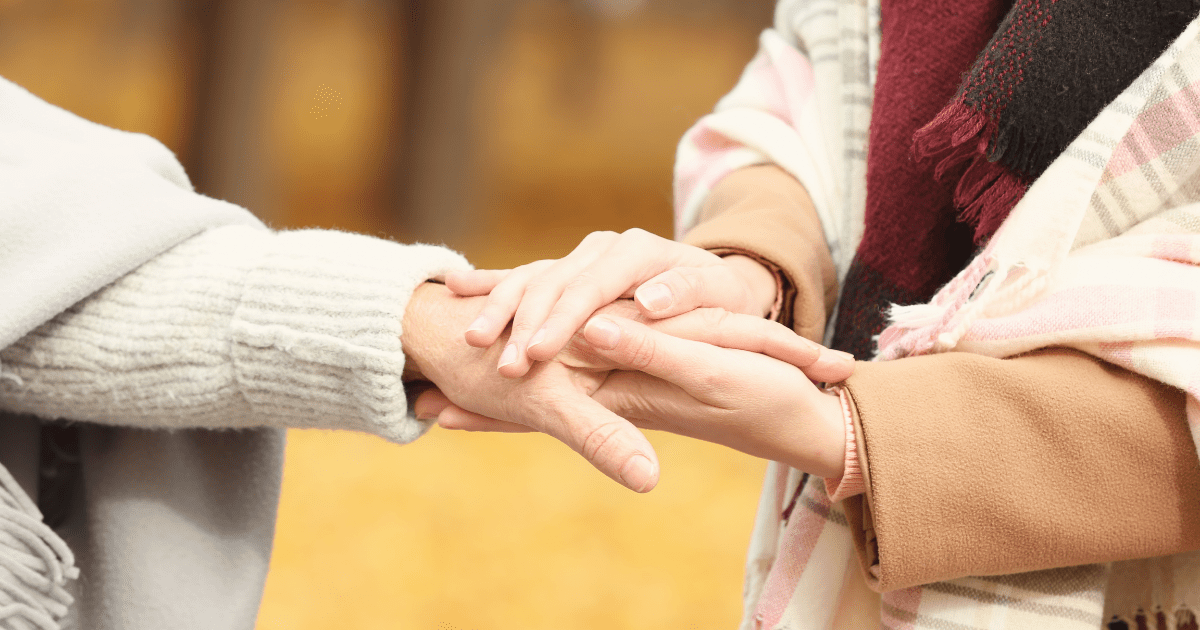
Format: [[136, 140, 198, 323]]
[[444, 229, 777, 378], [402, 283, 659, 492], [428, 307, 853, 479], [586, 311, 848, 479]]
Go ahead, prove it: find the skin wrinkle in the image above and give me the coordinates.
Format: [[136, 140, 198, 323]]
[[577, 418, 628, 467], [404, 284, 660, 490]]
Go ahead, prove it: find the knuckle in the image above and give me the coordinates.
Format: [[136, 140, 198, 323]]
[[509, 327, 534, 342], [489, 280, 532, 305], [509, 316, 539, 337], [580, 230, 619, 248], [562, 273, 606, 303], [522, 276, 555, 296], [623, 334, 659, 371], [673, 267, 706, 300], [511, 385, 563, 425], [621, 228, 658, 250], [541, 312, 578, 339], [515, 259, 551, 274], [622, 227, 651, 240], [478, 304, 509, 324], [694, 366, 726, 393], [578, 419, 625, 462]]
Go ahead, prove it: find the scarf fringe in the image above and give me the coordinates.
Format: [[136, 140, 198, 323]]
[[1108, 606, 1198, 630], [913, 100, 1028, 243], [0, 463, 77, 630]]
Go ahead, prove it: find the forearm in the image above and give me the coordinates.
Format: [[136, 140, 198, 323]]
[[837, 348, 1200, 591], [682, 164, 837, 341], [0, 225, 469, 443]]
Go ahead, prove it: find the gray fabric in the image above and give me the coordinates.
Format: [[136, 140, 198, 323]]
[[0, 76, 277, 629], [0, 77, 261, 349], [58, 426, 284, 630]]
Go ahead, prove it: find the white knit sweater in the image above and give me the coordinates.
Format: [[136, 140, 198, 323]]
[[1, 225, 469, 444], [0, 74, 471, 630]]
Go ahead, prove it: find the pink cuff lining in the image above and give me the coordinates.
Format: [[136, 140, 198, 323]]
[[824, 387, 865, 502]]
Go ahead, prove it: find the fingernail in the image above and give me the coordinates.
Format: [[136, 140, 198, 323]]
[[636, 283, 673, 312], [498, 343, 518, 368], [466, 315, 489, 334], [830, 350, 855, 364], [527, 326, 547, 349], [584, 317, 621, 349], [620, 455, 656, 492]]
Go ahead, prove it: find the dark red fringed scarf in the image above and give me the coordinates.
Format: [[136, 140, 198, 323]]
[[831, 0, 1198, 359]]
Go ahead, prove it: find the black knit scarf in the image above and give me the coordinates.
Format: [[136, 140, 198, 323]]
[[830, 0, 1198, 359]]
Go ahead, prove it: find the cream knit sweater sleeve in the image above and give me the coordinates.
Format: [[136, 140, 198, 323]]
[[0, 224, 470, 444]]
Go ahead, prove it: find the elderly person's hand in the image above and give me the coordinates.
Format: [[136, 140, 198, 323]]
[[444, 229, 780, 377], [426, 306, 853, 480], [401, 283, 661, 492]]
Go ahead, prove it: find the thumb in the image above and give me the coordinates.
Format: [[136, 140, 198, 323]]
[[634, 266, 746, 319], [530, 390, 660, 493]]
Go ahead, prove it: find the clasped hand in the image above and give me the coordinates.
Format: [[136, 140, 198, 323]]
[[405, 230, 854, 492]]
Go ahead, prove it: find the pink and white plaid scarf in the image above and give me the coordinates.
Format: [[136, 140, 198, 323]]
[[675, 2, 1200, 628]]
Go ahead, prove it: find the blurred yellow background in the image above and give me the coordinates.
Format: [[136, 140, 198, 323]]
[[0, 0, 776, 627]]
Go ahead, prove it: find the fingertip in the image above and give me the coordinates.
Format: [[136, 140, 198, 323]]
[[583, 316, 623, 350], [783, 337, 823, 367], [619, 453, 660, 493], [830, 349, 857, 363], [498, 342, 517, 367], [525, 338, 561, 362], [464, 326, 499, 347], [634, 282, 674, 314], [527, 320, 579, 361], [806, 350, 856, 383], [826, 350, 856, 379], [497, 345, 532, 378]]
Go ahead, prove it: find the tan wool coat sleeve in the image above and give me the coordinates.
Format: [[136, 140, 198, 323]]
[[842, 349, 1200, 591], [684, 165, 1200, 591], [680, 164, 837, 343]]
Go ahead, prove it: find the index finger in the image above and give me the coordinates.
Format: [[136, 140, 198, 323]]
[[580, 315, 738, 391], [525, 230, 721, 363], [646, 309, 855, 383]]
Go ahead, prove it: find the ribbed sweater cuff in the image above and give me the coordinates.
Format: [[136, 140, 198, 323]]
[[824, 386, 865, 501], [0, 226, 470, 443], [231, 230, 470, 443]]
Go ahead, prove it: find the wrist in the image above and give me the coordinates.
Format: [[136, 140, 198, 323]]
[[721, 254, 779, 318], [824, 387, 866, 500], [401, 282, 458, 383], [794, 388, 846, 479]]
